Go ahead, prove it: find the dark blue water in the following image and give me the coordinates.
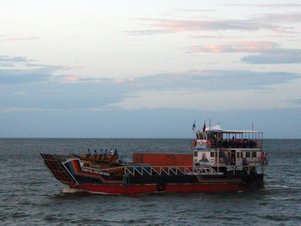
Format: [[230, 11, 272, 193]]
[[1, 139, 301, 225]]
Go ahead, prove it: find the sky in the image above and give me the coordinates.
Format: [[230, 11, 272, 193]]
[[1, 0, 301, 138]]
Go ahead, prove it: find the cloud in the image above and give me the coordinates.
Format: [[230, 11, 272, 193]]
[[0, 79, 130, 111], [253, 12, 301, 24], [174, 9, 216, 13], [107, 70, 301, 111], [58, 75, 81, 83], [110, 86, 301, 111], [288, 98, 301, 105], [129, 9, 301, 38], [130, 11, 301, 35], [189, 41, 276, 53], [242, 49, 301, 64], [0, 107, 43, 113], [1, 68, 299, 112], [189, 34, 240, 39], [0, 62, 132, 110], [0, 55, 69, 84], [225, 3, 301, 8], [0, 55, 132, 110], [126, 29, 168, 36], [188, 41, 301, 64], [132, 18, 280, 34], [1, 54, 300, 112], [133, 70, 300, 92], [0, 69, 51, 84], [0, 55, 28, 63], [0, 34, 39, 42]]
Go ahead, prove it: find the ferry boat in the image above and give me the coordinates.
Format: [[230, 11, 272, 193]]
[[41, 124, 268, 195]]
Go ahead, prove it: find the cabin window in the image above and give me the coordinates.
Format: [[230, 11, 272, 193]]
[[236, 152, 240, 158], [210, 152, 215, 157], [194, 151, 198, 157], [246, 152, 250, 158], [252, 152, 257, 158]]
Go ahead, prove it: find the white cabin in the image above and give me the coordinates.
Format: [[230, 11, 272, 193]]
[[192, 125, 268, 172]]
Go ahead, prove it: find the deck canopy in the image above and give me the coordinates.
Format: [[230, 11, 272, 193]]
[[195, 125, 263, 148]]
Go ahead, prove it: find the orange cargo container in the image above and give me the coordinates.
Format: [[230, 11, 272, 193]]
[[132, 153, 192, 166]]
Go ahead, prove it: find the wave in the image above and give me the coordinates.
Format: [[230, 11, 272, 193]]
[[62, 187, 83, 194], [265, 184, 290, 190]]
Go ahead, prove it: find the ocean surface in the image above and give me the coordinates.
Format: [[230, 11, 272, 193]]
[[0, 138, 301, 226]]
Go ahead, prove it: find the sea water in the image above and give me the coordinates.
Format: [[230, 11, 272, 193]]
[[0, 138, 301, 225]]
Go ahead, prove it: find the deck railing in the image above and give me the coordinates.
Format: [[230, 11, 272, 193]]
[[124, 165, 221, 176]]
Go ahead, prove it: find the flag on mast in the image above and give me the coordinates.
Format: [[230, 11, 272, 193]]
[[192, 121, 196, 131], [202, 121, 206, 132]]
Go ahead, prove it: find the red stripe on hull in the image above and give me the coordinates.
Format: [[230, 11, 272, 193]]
[[164, 183, 245, 193], [69, 182, 246, 195], [70, 184, 158, 195]]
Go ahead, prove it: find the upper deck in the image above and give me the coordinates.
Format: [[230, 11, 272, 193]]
[[192, 124, 268, 171], [194, 126, 263, 149]]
